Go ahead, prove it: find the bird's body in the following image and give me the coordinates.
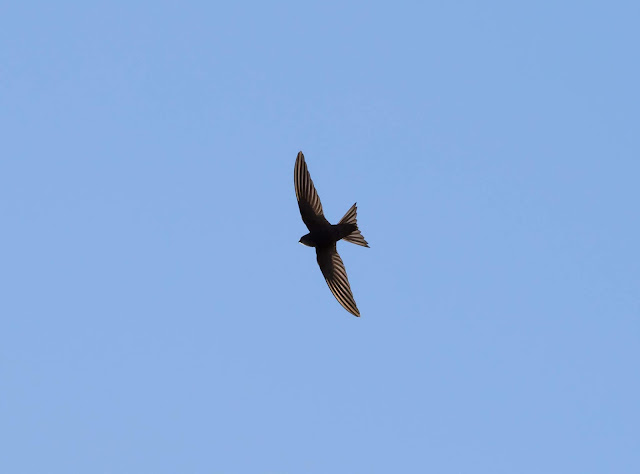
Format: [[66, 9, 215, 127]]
[[299, 223, 357, 248], [294, 151, 369, 317]]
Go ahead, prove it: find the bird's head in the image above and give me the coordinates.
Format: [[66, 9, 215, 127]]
[[299, 234, 314, 247]]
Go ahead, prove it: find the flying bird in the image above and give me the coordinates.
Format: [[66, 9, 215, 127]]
[[294, 151, 369, 317]]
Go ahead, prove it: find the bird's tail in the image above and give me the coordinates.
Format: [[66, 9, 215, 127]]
[[338, 203, 369, 247]]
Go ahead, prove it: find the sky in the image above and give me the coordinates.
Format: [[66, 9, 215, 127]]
[[1, 1, 638, 473]]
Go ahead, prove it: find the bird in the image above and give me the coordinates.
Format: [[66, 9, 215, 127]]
[[294, 151, 369, 317]]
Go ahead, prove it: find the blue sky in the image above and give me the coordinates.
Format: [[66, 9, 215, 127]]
[[1, 2, 638, 473]]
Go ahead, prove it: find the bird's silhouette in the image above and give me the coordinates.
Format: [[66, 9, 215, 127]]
[[294, 151, 369, 317]]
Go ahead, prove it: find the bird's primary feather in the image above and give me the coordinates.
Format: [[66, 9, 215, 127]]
[[316, 244, 360, 317], [294, 152, 329, 232]]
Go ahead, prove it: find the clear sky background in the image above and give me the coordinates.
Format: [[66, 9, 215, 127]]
[[1, 2, 638, 473]]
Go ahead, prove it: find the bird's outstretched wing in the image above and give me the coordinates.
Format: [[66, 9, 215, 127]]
[[316, 244, 360, 317], [294, 151, 329, 231]]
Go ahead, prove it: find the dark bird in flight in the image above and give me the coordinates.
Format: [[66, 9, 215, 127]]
[[294, 151, 369, 317]]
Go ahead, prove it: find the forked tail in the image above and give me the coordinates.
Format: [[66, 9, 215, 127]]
[[338, 203, 369, 247]]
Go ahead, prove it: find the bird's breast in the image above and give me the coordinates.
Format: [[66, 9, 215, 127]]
[[303, 226, 338, 247]]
